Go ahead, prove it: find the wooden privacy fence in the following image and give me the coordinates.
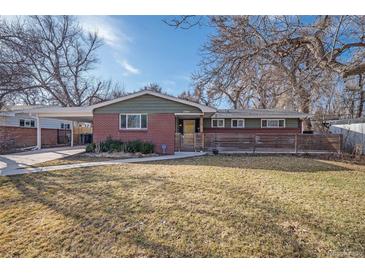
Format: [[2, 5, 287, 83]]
[[175, 133, 342, 153], [57, 129, 71, 145]]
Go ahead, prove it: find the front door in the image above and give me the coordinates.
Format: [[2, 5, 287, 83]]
[[182, 120, 195, 150], [183, 120, 195, 134]]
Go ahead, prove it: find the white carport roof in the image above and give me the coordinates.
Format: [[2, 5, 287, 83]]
[[18, 106, 94, 122]]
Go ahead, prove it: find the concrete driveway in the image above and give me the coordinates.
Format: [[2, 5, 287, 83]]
[[0, 146, 85, 175]]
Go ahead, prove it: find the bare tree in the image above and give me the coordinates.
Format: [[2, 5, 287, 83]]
[[0, 17, 41, 109], [178, 86, 219, 106], [169, 16, 365, 129], [190, 16, 323, 129], [1, 16, 118, 107], [343, 73, 365, 118], [138, 82, 163, 93], [167, 16, 365, 129]]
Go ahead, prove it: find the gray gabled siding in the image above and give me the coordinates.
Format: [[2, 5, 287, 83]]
[[94, 94, 202, 114], [204, 118, 300, 128], [0, 114, 71, 129]]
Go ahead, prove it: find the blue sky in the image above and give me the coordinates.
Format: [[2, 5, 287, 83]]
[[78, 16, 212, 96]]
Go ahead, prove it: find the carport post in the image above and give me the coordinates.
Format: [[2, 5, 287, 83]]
[[36, 115, 41, 149]]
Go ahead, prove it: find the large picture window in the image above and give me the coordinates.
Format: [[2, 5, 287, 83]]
[[211, 119, 225, 128], [120, 114, 147, 129], [261, 119, 285, 128]]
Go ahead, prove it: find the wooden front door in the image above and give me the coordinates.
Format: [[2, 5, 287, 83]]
[[182, 120, 195, 150], [183, 120, 195, 134]]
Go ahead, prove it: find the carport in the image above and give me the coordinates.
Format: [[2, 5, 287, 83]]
[[27, 106, 93, 149]]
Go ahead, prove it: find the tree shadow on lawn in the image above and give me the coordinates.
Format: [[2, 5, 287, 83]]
[[148, 155, 351, 173], [4, 170, 189, 257], [3, 167, 362, 257]]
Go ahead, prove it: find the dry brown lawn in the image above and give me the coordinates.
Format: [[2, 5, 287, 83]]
[[32, 154, 116, 167], [0, 155, 364, 257]]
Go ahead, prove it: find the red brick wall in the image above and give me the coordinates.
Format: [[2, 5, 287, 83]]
[[203, 128, 301, 134], [0, 126, 69, 153], [93, 113, 176, 154], [42, 129, 59, 146], [0, 126, 37, 149]]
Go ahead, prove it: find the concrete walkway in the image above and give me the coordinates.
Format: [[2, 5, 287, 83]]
[[0, 146, 85, 176], [0, 151, 206, 176]]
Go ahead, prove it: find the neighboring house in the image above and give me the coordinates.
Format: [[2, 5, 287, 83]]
[[20, 91, 310, 154], [329, 118, 365, 154], [0, 105, 73, 153]]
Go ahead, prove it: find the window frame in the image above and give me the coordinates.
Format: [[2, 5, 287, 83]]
[[211, 118, 225, 128], [231, 119, 245, 128], [261, 119, 286, 128], [61, 123, 71, 130], [119, 113, 148, 130], [19, 118, 36, 128]]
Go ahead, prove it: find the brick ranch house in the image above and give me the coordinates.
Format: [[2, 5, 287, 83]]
[[15, 90, 310, 155]]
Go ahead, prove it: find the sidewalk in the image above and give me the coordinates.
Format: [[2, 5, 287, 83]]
[[0, 146, 85, 175], [0, 152, 206, 176]]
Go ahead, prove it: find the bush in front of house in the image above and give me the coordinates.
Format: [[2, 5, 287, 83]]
[[124, 140, 154, 154], [124, 140, 142, 153], [86, 138, 154, 154], [85, 143, 96, 153], [100, 137, 124, 152], [139, 142, 154, 154]]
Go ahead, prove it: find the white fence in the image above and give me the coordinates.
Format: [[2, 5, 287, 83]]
[[330, 122, 365, 154]]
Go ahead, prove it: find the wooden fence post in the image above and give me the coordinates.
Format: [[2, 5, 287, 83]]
[[193, 133, 196, 152], [253, 134, 256, 153], [338, 134, 342, 154], [295, 134, 298, 153], [178, 133, 182, 152], [202, 133, 205, 151]]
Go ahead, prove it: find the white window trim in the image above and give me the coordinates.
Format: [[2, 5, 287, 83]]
[[261, 119, 286, 128], [211, 118, 225, 128], [120, 113, 148, 130], [231, 119, 245, 128], [19, 118, 36, 128], [61, 123, 71, 130]]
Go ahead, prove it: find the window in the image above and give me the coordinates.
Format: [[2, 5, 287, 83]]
[[19, 119, 35, 128], [231, 119, 245, 128], [261, 119, 285, 128], [61, 123, 71, 130], [211, 119, 225, 128], [120, 114, 147, 129]]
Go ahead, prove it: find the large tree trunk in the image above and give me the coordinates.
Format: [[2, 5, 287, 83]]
[[358, 90, 364, 118], [296, 85, 312, 131], [357, 74, 364, 118]]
